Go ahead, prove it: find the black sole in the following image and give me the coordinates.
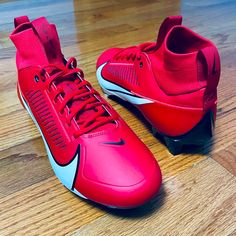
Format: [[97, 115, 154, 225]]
[[153, 111, 214, 155]]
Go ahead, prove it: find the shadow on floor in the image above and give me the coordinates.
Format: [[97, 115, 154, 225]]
[[82, 185, 167, 218]]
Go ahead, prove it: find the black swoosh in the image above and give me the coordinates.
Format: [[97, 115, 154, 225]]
[[103, 138, 125, 145], [71, 145, 81, 190], [106, 88, 142, 98]]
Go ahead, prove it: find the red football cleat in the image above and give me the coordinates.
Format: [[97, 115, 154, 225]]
[[10, 16, 162, 208], [96, 15, 221, 155]]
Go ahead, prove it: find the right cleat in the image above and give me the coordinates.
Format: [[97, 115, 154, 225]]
[[96, 15, 221, 155]]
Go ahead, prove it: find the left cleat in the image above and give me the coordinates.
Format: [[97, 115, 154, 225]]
[[10, 15, 162, 208]]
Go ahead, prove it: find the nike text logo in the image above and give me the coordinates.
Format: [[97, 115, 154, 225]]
[[103, 138, 125, 145]]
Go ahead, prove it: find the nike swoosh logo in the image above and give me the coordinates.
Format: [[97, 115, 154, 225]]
[[96, 62, 153, 105], [103, 138, 125, 145], [19, 89, 81, 191]]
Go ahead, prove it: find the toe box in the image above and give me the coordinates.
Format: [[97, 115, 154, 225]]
[[73, 126, 162, 208]]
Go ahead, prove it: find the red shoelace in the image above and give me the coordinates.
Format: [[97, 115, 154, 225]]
[[114, 43, 155, 62], [40, 57, 117, 137]]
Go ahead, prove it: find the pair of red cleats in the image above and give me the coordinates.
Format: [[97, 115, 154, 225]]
[[10, 16, 220, 208]]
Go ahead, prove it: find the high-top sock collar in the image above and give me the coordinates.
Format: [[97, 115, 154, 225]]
[[10, 16, 64, 69]]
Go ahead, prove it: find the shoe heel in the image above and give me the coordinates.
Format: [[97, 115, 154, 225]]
[[158, 111, 214, 155]]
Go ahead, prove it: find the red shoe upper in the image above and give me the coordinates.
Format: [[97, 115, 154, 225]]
[[10, 16, 162, 208], [97, 16, 220, 137]]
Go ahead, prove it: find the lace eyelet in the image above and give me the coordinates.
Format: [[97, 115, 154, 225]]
[[139, 62, 143, 68], [34, 75, 39, 83]]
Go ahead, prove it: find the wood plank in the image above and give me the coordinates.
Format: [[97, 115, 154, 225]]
[[0, 177, 105, 236], [0, 0, 235, 235], [212, 142, 236, 176], [72, 159, 236, 236], [0, 138, 54, 198]]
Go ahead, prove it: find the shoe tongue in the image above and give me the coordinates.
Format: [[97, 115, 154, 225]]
[[31, 17, 64, 66]]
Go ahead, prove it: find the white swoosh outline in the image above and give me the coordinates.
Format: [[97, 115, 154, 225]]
[[96, 62, 153, 105], [19, 87, 86, 199]]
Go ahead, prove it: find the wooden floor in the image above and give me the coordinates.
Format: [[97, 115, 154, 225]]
[[0, 0, 235, 235]]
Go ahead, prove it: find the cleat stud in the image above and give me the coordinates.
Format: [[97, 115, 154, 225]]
[[164, 137, 183, 155]]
